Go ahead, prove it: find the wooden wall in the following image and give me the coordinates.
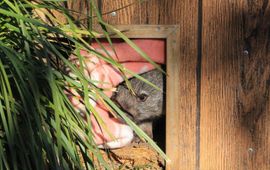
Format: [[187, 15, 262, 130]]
[[69, 0, 270, 169]]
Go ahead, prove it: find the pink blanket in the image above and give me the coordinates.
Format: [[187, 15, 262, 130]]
[[67, 39, 165, 148]]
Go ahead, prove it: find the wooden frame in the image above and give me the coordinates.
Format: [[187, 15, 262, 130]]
[[110, 25, 181, 170]]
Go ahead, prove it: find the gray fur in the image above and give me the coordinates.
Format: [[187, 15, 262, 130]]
[[111, 69, 165, 139]]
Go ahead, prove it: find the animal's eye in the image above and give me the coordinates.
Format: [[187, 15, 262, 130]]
[[138, 93, 148, 102]]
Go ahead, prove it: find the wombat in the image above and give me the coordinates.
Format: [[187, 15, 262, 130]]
[[111, 69, 165, 140]]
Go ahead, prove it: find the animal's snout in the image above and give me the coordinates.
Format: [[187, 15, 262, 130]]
[[111, 96, 128, 110], [111, 95, 135, 120]]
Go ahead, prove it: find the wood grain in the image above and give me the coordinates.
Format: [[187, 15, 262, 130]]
[[201, 0, 270, 169], [165, 26, 182, 170]]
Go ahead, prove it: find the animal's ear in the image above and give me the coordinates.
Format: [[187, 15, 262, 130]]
[[137, 92, 148, 102], [116, 84, 127, 92]]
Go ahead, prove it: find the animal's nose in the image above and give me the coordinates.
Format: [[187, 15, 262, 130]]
[[111, 99, 134, 119]]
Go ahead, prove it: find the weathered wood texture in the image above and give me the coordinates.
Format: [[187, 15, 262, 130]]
[[201, 0, 270, 169], [67, 0, 270, 169]]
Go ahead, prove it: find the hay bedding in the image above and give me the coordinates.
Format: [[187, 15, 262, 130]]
[[84, 142, 164, 170]]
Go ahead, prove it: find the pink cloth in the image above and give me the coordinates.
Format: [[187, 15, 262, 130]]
[[67, 39, 165, 148]]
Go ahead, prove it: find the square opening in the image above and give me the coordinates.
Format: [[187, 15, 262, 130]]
[[93, 25, 180, 169]]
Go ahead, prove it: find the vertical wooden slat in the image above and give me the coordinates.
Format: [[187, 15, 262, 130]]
[[163, 2, 198, 169], [201, 0, 248, 169], [240, 0, 270, 169], [201, 1, 246, 169], [201, 0, 270, 169], [166, 26, 182, 170]]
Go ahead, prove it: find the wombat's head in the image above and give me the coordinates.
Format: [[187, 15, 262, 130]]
[[112, 69, 164, 124]]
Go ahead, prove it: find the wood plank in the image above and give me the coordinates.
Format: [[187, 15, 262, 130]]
[[201, 0, 270, 169], [240, 1, 270, 169], [95, 25, 178, 38], [100, 0, 162, 24], [165, 26, 182, 170]]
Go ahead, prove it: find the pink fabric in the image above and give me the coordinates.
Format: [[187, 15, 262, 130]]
[[67, 39, 165, 148]]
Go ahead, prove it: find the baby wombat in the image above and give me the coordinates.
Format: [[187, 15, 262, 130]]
[[111, 69, 165, 140]]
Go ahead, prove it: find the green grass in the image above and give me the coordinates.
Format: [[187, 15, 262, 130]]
[[0, 0, 168, 169]]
